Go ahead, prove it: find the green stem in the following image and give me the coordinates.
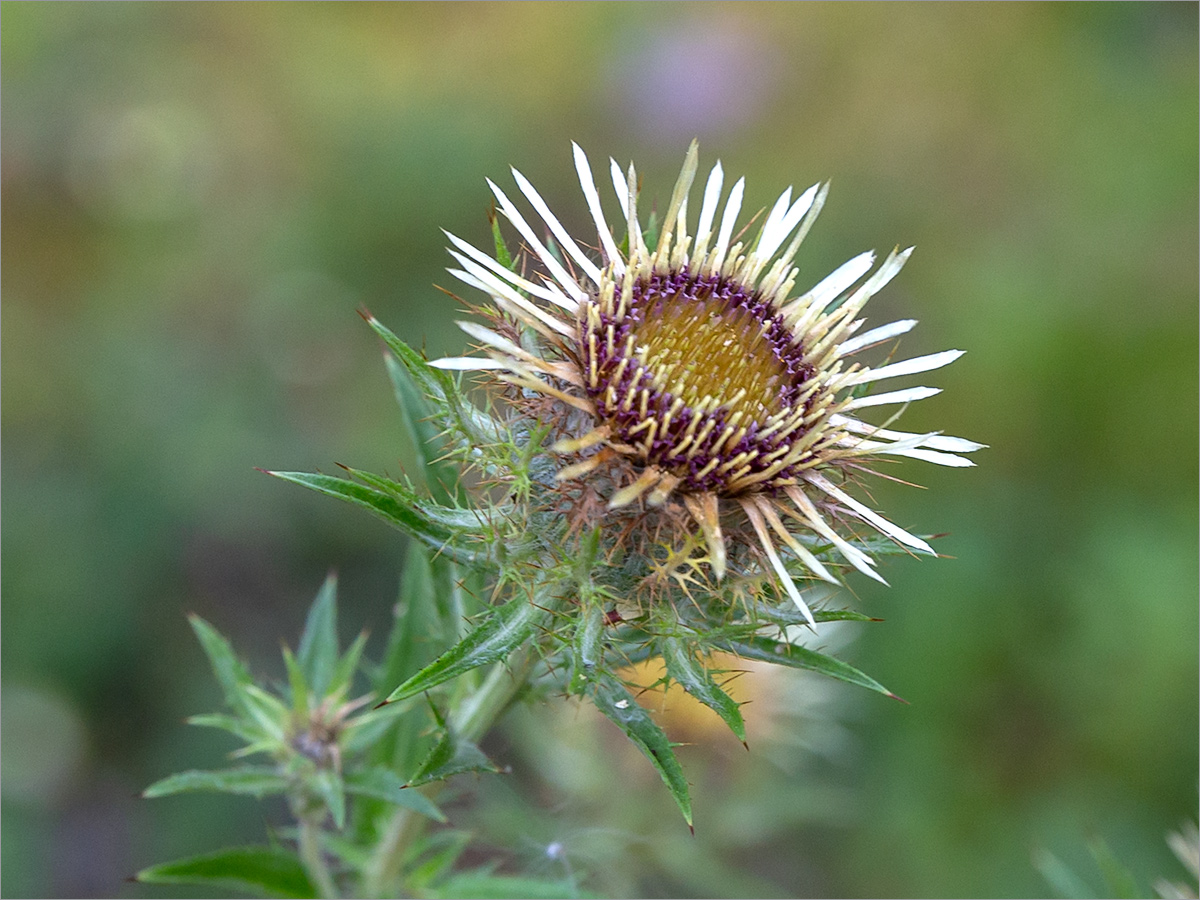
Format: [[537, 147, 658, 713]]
[[452, 644, 534, 741], [362, 805, 422, 899], [299, 815, 339, 899]]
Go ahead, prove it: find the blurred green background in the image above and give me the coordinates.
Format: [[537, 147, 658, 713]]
[[3, 3, 1196, 897]]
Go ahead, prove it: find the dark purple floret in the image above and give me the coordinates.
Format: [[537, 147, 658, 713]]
[[581, 271, 819, 493]]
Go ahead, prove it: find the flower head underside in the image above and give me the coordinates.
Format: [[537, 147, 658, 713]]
[[433, 142, 983, 625]]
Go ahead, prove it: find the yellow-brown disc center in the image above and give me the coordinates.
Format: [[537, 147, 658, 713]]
[[631, 290, 793, 421]]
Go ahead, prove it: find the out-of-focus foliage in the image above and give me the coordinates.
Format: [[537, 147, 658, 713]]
[[2, 4, 1196, 898]]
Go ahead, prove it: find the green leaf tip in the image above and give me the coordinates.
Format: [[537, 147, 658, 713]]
[[491, 212, 516, 272], [406, 728, 501, 787], [188, 613, 256, 710], [719, 636, 900, 700], [383, 350, 460, 506], [661, 637, 746, 743], [265, 469, 482, 566], [297, 573, 339, 700]]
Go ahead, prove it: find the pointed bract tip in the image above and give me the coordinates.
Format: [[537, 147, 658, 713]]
[[712, 557, 727, 582]]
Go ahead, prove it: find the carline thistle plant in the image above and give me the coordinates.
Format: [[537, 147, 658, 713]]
[[282, 141, 981, 827], [140, 142, 980, 900]]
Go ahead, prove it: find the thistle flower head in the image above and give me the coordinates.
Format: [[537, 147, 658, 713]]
[[435, 142, 982, 625]]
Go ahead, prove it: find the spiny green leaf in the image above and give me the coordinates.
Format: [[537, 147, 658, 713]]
[[746, 604, 879, 630], [719, 636, 901, 700], [363, 313, 504, 446], [233, 739, 282, 760], [417, 502, 505, 532], [661, 638, 746, 743], [143, 767, 290, 800], [135, 846, 316, 898], [384, 351, 460, 505], [382, 594, 545, 704], [342, 467, 494, 544], [239, 685, 290, 740], [811, 608, 879, 623], [491, 213, 515, 271], [297, 574, 339, 700], [693, 607, 877, 650], [818, 531, 940, 559], [406, 728, 500, 787], [267, 470, 480, 566], [365, 313, 455, 400], [282, 647, 308, 718], [188, 615, 254, 710], [186, 713, 260, 743], [589, 672, 692, 828], [344, 767, 445, 822], [328, 630, 368, 702]]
